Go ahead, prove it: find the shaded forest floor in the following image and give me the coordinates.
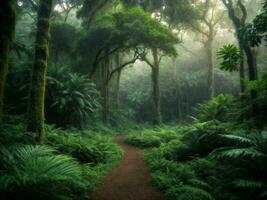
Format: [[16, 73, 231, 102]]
[[91, 136, 165, 200]]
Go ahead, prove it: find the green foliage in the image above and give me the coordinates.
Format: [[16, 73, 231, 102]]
[[0, 121, 123, 200], [241, 0, 267, 47], [217, 44, 241, 72], [195, 94, 235, 122], [46, 67, 101, 128], [146, 145, 215, 200], [112, 7, 179, 56], [77, 0, 113, 27], [78, 7, 178, 71], [240, 75, 267, 128], [47, 130, 123, 165], [125, 126, 182, 148], [0, 145, 88, 200], [129, 116, 267, 200], [208, 130, 267, 200], [50, 23, 79, 63]]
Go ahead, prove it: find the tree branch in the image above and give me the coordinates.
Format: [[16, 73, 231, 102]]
[[107, 53, 140, 82], [90, 47, 120, 77]]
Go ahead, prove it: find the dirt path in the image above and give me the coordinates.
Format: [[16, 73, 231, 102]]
[[91, 136, 165, 200]]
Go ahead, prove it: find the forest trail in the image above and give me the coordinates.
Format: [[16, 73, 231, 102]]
[[91, 136, 165, 200]]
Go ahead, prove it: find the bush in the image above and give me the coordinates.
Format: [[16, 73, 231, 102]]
[[0, 145, 88, 200], [0, 121, 123, 200], [142, 121, 267, 200], [147, 152, 215, 200], [0, 122, 34, 145], [125, 126, 182, 148], [195, 94, 235, 122], [47, 130, 123, 165], [46, 66, 101, 128]]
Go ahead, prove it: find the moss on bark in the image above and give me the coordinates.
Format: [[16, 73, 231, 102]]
[[27, 0, 53, 143]]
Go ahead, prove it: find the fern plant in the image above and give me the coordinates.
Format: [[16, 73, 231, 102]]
[[209, 131, 267, 200], [47, 132, 123, 165], [195, 94, 235, 122], [0, 145, 88, 200]]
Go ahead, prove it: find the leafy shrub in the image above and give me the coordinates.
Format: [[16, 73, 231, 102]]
[[147, 152, 215, 200], [125, 126, 182, 148], [0, 123, 34, 145], [208, 131, 267, 199], [241, 76, 267, 128], [46, 66, 101, 128], [0, 145, 88, 200], [195, 94, 235, 122], [152, 122, 229, 162], [126, 133, 161, 147], [47, 130, 123, 165], [0, 122, 123, 200]]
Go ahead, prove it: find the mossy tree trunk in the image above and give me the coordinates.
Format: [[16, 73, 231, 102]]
[[0, 1, 16, 122], [151, 48, 162, 125], [27, 0, 54, 143]]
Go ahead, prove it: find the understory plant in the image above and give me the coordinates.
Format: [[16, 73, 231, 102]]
[[46, 66, 101, 128], [126, 94, 267, 200], [0, 122, 123, 200]]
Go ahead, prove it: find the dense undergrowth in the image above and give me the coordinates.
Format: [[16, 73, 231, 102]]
[[126, 93, 267, 200], [0, 117, 123, 200]]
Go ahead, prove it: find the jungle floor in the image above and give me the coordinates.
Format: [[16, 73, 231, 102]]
[[91, 136, 165, 200]]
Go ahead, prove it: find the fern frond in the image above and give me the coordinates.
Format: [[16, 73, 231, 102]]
[[166, 185, 215, 200], [209, 147, 266, 160], [188, 178, 212, 191], [233, 179, 265, 188], [221, 134, 254, 145]]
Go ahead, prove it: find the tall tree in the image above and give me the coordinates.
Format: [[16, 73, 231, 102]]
[[222, 0, 258, 97], [0, 0, 16, 122], [139, 48, 163, 124], [78, 8, 178, 125], [27, 0, 54, 143], [190, 0, 225, 98]]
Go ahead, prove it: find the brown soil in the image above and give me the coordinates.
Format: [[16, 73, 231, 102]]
[[91, 136, 165, 200]]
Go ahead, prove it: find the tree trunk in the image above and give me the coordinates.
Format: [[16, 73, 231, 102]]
[[222, 0, 258, 98], [27, 0, 53, 143], [115, 54, 121, 111], [206, 37, 215, 99], [101, 56, 110, 123], [151, 48, 162, 125], [238, 43, 245, 95], [115, 69, 121, 111], [173, 59, 182, 120], [243, 45, 258, 98], [0, 1, 16, 122], [243, 45, 257, 82]]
